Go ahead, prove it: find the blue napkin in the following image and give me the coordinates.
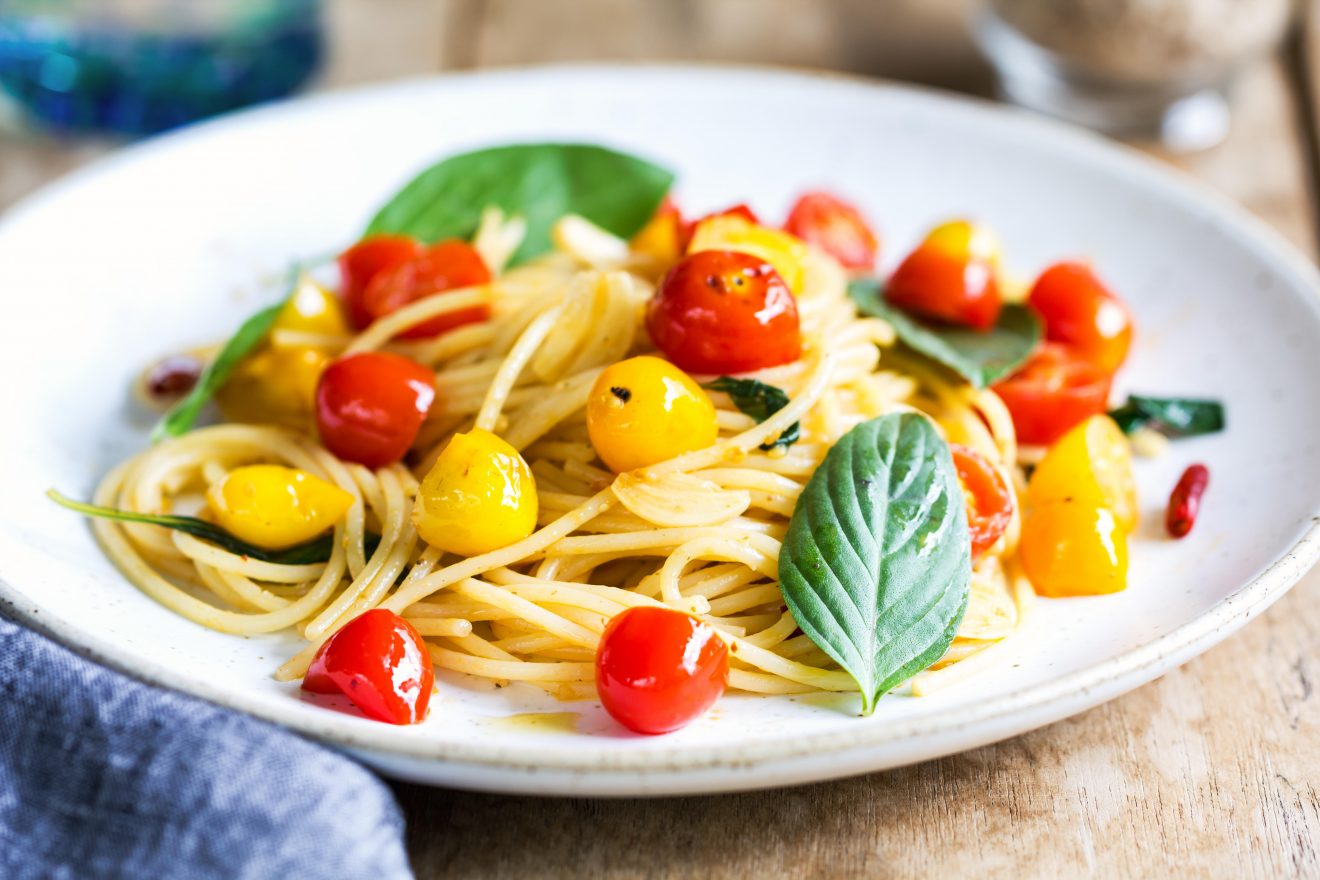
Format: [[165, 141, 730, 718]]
[[0, 616, 414, 880]]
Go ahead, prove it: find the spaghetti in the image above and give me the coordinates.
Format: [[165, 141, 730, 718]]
[[89, 214, 1030, 703]]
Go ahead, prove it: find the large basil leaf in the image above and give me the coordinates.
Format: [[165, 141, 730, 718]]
[[366, 143, 674, 266], [778, 413, 971, 713], [848, 277, 1040, 388], [1108, 395, 1225, 437], [48, 490, 379, 565], [703, 376, 800, 451]]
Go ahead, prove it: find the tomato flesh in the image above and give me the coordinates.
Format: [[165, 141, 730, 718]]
[[886, 244, 1001, 331], [314, 352, 436, 468], [950, 444, 1014, 559], [303, 608, 434, 725], [1027, 262, 1134, 374], [992, 343, 1112, 445], [680, 203, 761, 248], [783, 191, 879, 270], [339, 235, 425, 330], [359, 240, 492, 339], [647, 250, 801, 374], [596, 606, 729, 734]]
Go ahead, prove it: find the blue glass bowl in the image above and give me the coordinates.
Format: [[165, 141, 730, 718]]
[[0, 0, 323, 137]]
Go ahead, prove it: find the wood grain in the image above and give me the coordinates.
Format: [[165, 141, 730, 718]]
[[0, 0, 1315, 876]]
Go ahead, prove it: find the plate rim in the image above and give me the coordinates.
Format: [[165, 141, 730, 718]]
[[3, 62, 1320, 787]]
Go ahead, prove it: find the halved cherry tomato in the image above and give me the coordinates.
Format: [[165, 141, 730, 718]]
[[950, 444, 1014, 559], [1020, 500, 1128, 597], [886, 220, 1001, 330], [595, 606, 729, 734], [303, 608, 434, 725], [992, 343, 1112, 446], [1028, 262, 1134, 374], [680, 203, 761, 248], [339, 235, 424, 330], [359, 240, 492, 339], [632, 196, 686, 264], [783, 191, 879, 270], [647, 250, 801, 374], [1027, 414, 1138, 531], [314, 352, 436, 468]]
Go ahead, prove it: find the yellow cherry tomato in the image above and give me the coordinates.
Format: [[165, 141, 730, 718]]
[[412, 428, 538, 557], [587, 356, 719, 473], [687, 215, 809, 294], [1028, 414, 1138, 531], [631, 202, 683, 264], [215, 345, 330, 430], [207, 464, 353, 550], [1020, 500, 1128, 597], [272, 276, 351, 340], [923, 219, 1000, 267]]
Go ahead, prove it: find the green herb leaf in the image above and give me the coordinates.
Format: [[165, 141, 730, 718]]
[[47, 490, 377, 565], [1108, 395, 1226, 437], [847, 277, 1041, 388], [703, 376, 800, 451], [151, 294, 288, 443], [366, 143, 674, 266], [778, 413, 971, 714]]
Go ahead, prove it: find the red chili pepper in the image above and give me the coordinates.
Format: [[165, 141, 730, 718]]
[[1166, 464, 1209, 539]]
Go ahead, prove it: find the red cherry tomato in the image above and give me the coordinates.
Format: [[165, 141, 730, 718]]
[[886, 245, 1001, 331], [647, 250, 801, 374], [595, 606, 729, 735], [949, 444, 1014, 559], [302, 608, 434, 725], [315, 352, 436, 468], [992, 343, 1112, 445], [783, 191, 880, 270], [1028, 261, 1134, 375], [339, 235, 425, 330], [359, 240, 492, 339], [679, 203, 761, 249]]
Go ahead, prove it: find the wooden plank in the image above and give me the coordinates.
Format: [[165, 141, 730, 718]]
[[319, 0, 477, 85]]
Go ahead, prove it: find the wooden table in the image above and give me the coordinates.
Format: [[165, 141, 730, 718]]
[[3, 2, 1317, 876]]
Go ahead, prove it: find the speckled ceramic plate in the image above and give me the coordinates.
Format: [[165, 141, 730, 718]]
[[2, 65, 1318, 796]]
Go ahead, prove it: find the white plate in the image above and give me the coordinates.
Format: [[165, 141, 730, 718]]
[[2, 65, 1318, 796]]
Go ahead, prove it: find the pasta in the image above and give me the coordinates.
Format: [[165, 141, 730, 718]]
[[88, 214, 1030, 704]]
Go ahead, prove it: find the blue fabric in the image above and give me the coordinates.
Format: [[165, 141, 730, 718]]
[[0, 617, 414, 880]]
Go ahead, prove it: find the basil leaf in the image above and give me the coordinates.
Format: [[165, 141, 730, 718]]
[[1109, 395, 1225, 437], [778, 413, 971, 714], [703, 376, 800, 451], [366, 143, 674, 266], [47, 490, 378, 565], [151, 298, 286, 443], [847, 277, 1041, 388]]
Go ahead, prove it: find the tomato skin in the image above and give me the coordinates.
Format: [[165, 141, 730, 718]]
[[1020, 501, 1128, 597], [596, 607, 729, 735], [633, 196, 686, 263], [647, 250, 801, 374], [783, 191, 879, 270], [1027, 414, 1138, 531], [949, 444, 1014, 559], [992, 344, 1112, 445], [359, 240, 492, 339], [1028, 262, 1134, 374], [303, 609, 434, 725], [339, 236, 425, 330], [680, 203, 761, 248], [315, 352, 436, 468], [886, 244, 1001, 330]]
